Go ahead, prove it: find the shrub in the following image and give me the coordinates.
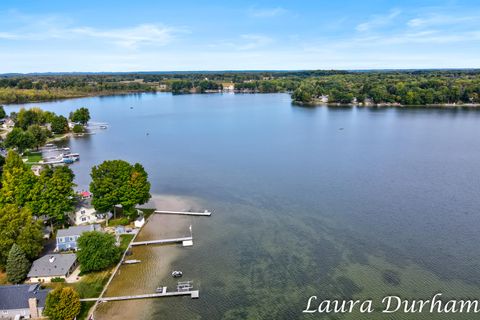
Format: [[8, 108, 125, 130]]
[[72, 124, 85, 134]]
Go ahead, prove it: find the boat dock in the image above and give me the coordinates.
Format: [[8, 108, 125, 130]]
[[155, 210, 212, 216], [82, 282, 199, 302], [130, 236, 193, 246], [80, 291, 199, 302]]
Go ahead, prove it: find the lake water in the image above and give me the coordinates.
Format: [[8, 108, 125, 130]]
[[6, 93, 480, 319]]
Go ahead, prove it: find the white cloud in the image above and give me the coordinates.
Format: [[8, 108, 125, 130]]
[[407, 14, 476, 28], [356, 9, 402, 32], [0, 12, 184, 48], [248, 7, 287, 18], [238, 34, 274, 50], [0, 31, 19, 40], [71, 24, 182, 48], [210, 34, 274, 51]]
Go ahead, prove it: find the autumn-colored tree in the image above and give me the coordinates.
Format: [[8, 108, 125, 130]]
[[44, 287, 81, 320]]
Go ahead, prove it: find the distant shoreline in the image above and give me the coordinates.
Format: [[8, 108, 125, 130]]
[[1, 90, 154, 105], [4, 90, 480, 109], [292, 100, 480, 108]]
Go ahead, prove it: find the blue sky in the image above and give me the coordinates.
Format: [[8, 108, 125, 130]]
[[0, 0, 479, 72]]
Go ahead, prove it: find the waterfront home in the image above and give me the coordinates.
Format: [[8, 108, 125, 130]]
[[222, 82, 235, 92], [2, 118, 14, 129], [68, 197, 110, 225], [79, 190, 92, 199], [319, 95, 329, 103], [0, 283, 50, 319], [27, 254, 78, 283], [56, 224, 102, 251]]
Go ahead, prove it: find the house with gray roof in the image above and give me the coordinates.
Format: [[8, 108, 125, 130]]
[[27, 253, 78, 283], [56, 224, 102, 251], [0, 283, 50, 319]]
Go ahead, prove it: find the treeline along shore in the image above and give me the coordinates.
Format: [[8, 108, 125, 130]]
[[1, 69, 480, 106]]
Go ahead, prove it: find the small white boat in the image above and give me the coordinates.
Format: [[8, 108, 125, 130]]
[[63, 153, 80, 161], [155, 287, 165, 293], [100, 125, 108, 129], [171, 270, 183, 278], [123, 259, 141, 265]]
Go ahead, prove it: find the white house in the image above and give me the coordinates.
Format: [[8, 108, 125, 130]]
[[2, 118, 15, 129], [222, 82, 235, 92], [319, 95, 329, 103], [68, 198, 110, 225], [69, 205, 98, 225]]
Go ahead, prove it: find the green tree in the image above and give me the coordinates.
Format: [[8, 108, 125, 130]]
[[69, 107, 90, 125], [50, 115, 69, 134], [0, 205, 43, 267], [0, 150, 37, 207], [3, 128, 35, 153], [27, 124, 49, 150], [16, 108, 45, 130], [29, 166, 75, 223], [6, 243, 31, 284], [76, 231, 121, 273], [90, 160, 151, 213], [0, 105, 6, 119], [44, 287, 81, 320], [72, 124, 85, 134], [43, 111, 57, 124]]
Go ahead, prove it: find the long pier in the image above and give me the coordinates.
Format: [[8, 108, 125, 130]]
[[130, 236, 192, 246], [80, 290, 199, 302], [155, 210, 212, 216]]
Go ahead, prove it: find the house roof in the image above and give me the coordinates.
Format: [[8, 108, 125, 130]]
[[79, 191, 91, 197], [27, 253, 77, 278], [56, 224, 101, 238], [0, 284, 50, 310]]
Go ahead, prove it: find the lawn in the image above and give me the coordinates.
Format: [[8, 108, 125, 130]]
[[44, 234, 135, 320], [105, 208, 154, 227], [23, 151, 42, 163], [45, 269, 112, 320], [119, 234, 135, 252]]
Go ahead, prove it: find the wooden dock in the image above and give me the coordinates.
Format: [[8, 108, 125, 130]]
[[80, 290, 199, 302], [155, 210, 212, 216], [130, 236, 193, 246]]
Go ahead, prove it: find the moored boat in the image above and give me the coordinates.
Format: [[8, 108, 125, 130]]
[[171, 270, 183, 278]]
